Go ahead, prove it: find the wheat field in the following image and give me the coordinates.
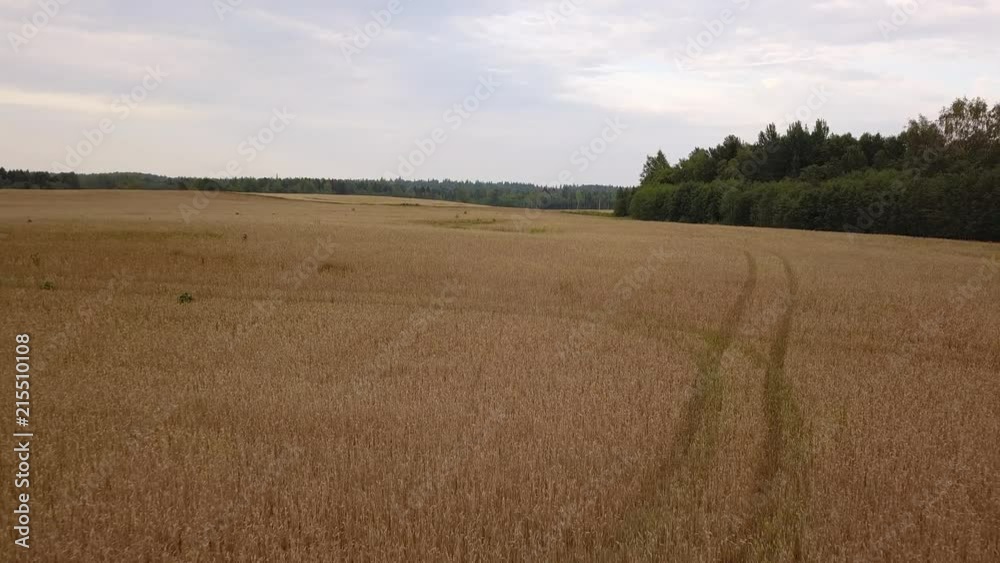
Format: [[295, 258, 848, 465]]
[[0, 189, 997, 561]]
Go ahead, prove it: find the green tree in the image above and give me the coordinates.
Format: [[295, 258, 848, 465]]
[[613, 188, 632, 216], [640, 150, 670, 184]]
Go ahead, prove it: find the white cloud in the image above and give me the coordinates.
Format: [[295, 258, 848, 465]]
[[557, 69, 753, 125], [0, 86, 196, 118], [243, 8, 349, 44], [0, 17, 229, 78]]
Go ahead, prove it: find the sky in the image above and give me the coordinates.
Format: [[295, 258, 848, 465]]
[[1, 0, 998, 186]]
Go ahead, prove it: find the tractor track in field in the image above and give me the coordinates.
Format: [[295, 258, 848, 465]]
[[722, 253, 807, 563], [672, 250, 758, 462], [608, 250, 758, 553]]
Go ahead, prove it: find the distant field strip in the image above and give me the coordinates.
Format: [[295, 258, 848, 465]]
[[248, 192, 484, 207]]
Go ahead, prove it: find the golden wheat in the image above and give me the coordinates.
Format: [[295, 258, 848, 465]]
[[0, 189, 997, 561]]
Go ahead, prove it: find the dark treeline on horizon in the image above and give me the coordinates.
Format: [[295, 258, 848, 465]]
[[615, 97, 1000, 242], [0, 169, 621, 211]]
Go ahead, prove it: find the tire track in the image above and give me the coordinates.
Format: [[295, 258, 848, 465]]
[[723, 253, 807, 563], [609, 250, 758, 552], [673, 250, 758, 461]]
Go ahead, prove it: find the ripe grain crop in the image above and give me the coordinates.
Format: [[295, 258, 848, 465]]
[[0, 189, 997, 561]]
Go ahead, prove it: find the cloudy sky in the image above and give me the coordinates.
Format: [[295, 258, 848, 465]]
[[1, 0, 998, 186]]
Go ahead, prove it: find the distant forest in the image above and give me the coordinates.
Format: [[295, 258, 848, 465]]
[[0, 169, 620, 211], [616, 97, 1000, 242]]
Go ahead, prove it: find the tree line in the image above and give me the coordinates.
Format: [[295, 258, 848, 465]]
[[0, 168, 80, 189], [0, 169, 620, 211], [615, 97, 1000, 242]]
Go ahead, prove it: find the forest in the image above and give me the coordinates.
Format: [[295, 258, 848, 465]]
[[615, 97, 1000, 242], [0, 169, 619, 211]]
